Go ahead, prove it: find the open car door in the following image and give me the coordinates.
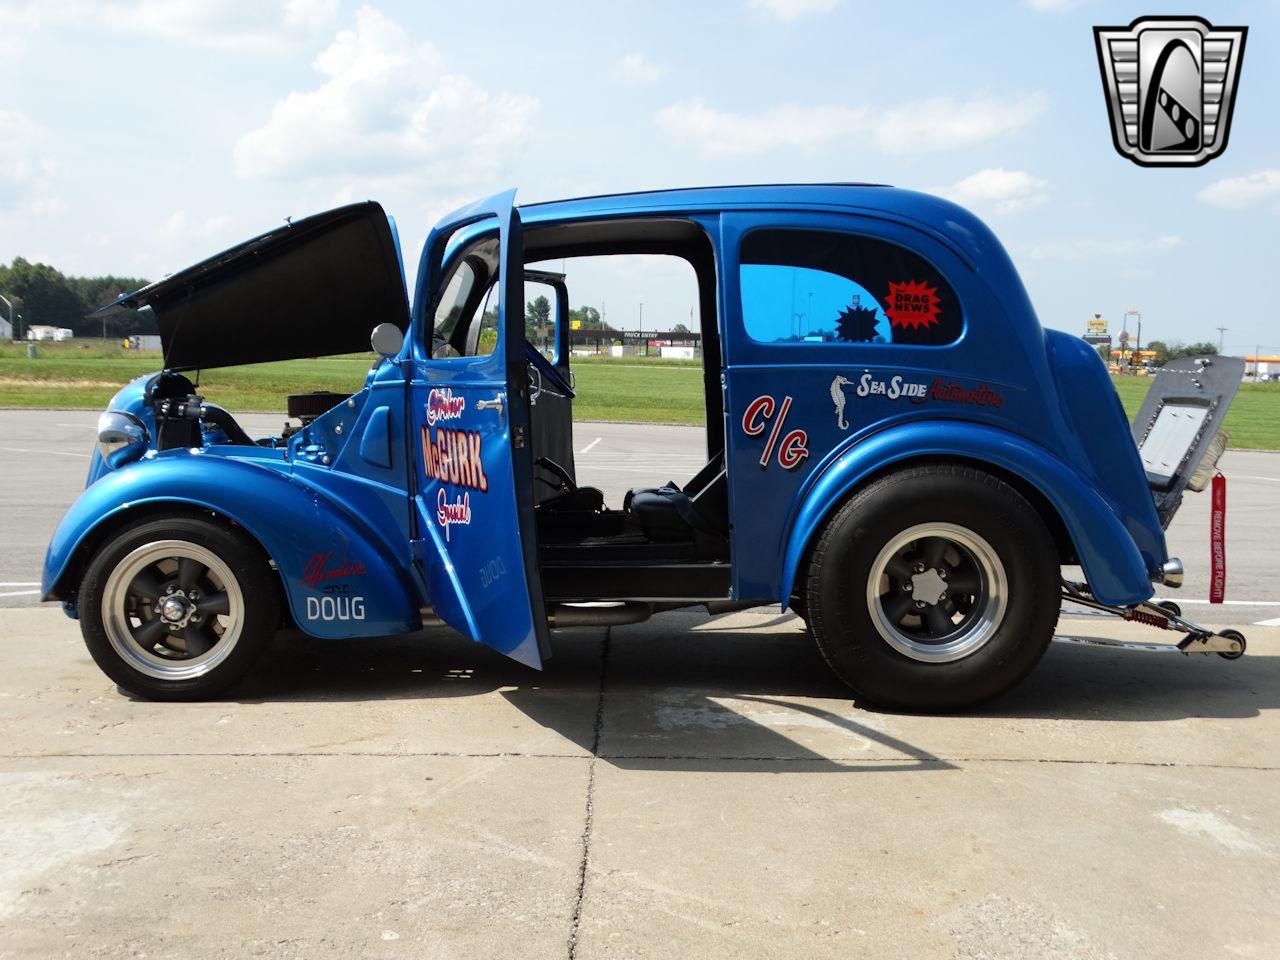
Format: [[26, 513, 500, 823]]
[[409, 190, 550, 668]]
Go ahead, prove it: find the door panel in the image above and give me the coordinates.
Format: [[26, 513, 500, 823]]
[[408, 190, 550, 668]]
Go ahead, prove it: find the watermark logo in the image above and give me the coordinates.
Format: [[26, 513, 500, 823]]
[[1094, 16, 1246, 167]]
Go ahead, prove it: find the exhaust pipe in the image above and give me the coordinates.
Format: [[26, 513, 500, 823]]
[[547, 602, 652, 628]]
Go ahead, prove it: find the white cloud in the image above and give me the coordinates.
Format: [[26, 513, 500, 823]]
[[1197, 170, 1280, 210], [655, 99, 869, 156], [159, 210, 235, 241], [613, 53, 669, 85], [0, 110, 60, 213], [1024, 0, 1090, 11], [655, 93, 1046, 156], [747, 0, 842, 20], [936, 168, 1048, 214], [233, 6, 538, 185], [0, 0, 339, 53], [1028, 234, 1180, 261], [875, 94, 1048, 152]]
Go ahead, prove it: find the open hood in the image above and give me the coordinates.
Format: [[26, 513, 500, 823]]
[[92, 202, 410, 371]]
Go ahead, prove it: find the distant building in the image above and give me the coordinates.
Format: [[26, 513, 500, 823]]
[[0, 316, 10, 340], [26, 325, 74, 342]]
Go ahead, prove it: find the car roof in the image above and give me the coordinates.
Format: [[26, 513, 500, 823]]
[[516, 183, 989, 267]]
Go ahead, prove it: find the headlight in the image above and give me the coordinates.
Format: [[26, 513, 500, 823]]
[[97, 410, 150, 469]]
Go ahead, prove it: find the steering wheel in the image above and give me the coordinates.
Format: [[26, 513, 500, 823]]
[[523, 341, 575, 398]]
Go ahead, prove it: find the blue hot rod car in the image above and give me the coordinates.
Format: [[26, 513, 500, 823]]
[[42, 185, 1245, 709]]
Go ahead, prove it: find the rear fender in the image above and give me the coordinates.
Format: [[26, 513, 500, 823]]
[[42, 454, 421, 638], [779, 421, 1155, 609]]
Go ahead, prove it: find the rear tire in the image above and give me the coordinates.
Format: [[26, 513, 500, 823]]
[[806, 464, 1060, 711], [79, 515, 280, 701]]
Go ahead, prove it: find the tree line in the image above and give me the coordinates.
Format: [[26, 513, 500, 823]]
[[0, 258, 153, 338]]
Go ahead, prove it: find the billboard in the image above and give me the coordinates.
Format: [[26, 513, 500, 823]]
[[1086, 314, 1108, 336]]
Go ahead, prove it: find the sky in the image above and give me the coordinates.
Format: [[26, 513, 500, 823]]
[[1, 0, 1277, 353]]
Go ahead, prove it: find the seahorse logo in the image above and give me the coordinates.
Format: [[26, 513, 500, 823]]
[[830, 375, 852, 430]]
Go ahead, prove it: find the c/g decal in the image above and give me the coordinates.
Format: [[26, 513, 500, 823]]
[[742, 394, 809, 470]]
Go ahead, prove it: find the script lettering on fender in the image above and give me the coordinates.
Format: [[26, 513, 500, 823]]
[[437, 489, 472, 540], [742, 394, 809, 470], [300, 552, 366, 589], [421, 427, 489, 492]]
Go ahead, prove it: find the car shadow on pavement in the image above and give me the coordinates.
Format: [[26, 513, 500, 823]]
[[226, 610, 1278, 773]]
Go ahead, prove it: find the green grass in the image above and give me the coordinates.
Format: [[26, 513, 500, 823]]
[[1110, 374, 1280, 451], [3, 344, 1278, 448]]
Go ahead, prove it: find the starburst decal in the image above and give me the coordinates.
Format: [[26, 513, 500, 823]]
[[835, 298, 881, 343], [885, 280, 940, 330]]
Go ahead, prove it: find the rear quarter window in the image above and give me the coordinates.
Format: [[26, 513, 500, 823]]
[[739, 228, 962, 346]]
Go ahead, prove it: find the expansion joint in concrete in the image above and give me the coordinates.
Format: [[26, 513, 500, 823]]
[[566, 625, 611, 960]]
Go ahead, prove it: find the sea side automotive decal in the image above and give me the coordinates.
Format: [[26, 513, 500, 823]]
[[884, 280, 940, 331], [299, 552, 367, 622], [742, 394, 809, 470], [828, 372, 1005, 426], [830, 375, 853, 429], [425, 387, 466, 425], [926, 378, 1005, 407]]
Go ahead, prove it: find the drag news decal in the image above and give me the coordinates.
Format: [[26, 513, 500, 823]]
[[420, 388, 487, 541], [884, 280, 940, 331], [1094, 16, 1247, 167], [742, 394, 809, 470], [299, 552, 367, 622]]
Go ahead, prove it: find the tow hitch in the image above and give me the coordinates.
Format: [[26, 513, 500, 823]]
[[1057, 579, 1246, 660]]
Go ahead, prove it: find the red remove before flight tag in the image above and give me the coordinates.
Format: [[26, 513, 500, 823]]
[[1209, 472, 1226, 604]]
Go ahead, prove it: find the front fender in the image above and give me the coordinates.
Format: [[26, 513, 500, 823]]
[[779, 422, 1156, 609], [43, 453, 421, 638]]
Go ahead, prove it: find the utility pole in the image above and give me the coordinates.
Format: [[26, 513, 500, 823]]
[[1217, 325, 1228, 353]]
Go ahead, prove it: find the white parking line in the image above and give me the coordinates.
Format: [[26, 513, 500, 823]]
[[0, 590, 40, 598], [1236, 475, 1280, 484], [1156, 598, 1280, 606], [0, 582, 39, 587], [1255, 617, 1280, 627], [0, 445, 91, 459], [578, 437, 603, 454]]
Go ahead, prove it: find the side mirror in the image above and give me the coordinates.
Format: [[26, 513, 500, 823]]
[[371, 322, 404, 359]]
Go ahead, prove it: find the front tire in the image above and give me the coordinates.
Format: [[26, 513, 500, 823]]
[[79, 515, 280, 701], [806, 464, 1060, 711]]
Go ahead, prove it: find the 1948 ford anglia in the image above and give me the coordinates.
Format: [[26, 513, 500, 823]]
[[41, 185, 1246, 709]]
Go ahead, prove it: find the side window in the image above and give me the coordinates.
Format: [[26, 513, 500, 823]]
[[431, 260, 476, 359], [524, 279, 558, 362], [739, 228, 962, 346], [429, 233, 500, 359]]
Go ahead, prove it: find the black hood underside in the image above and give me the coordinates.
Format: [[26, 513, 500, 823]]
[[92, 202, 411, 371]]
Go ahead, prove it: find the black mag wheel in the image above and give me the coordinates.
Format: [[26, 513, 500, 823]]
[[80, 516, 280, 700], [805, 463, 1061, 711]]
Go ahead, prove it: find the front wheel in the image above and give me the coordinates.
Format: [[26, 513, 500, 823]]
[[805, 464, 1061, 711], [79, 515, 280, 701]]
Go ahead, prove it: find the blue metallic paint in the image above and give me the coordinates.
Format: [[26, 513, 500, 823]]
[[44, 184, 1174, 666]]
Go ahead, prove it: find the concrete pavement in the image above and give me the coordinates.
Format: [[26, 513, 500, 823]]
[[1, 606, 1277, 958]]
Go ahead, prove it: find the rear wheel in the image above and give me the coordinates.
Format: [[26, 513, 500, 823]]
[[806, 464, 1060, 711], [79, 515, 280, 701]]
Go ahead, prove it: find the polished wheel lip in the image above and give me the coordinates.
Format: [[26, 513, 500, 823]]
[[100, 539, 244, 681], [866, 522, 1008, 664]]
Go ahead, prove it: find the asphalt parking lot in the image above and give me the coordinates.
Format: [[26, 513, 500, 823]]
[[1, 409, 1278, 958]]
